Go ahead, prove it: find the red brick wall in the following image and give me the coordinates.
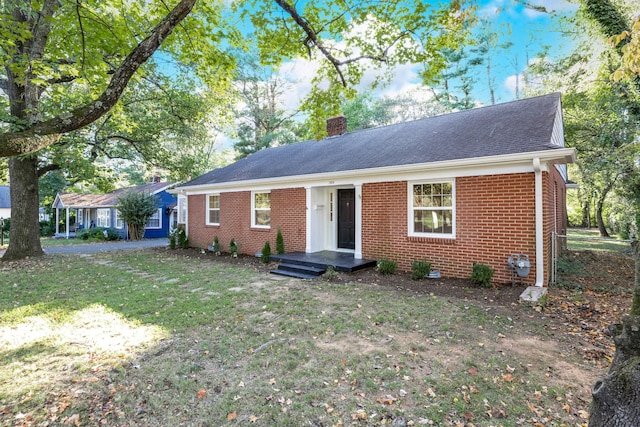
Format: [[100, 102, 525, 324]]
[[543, 166, 568, 283], [361, 174, 539, 285], [187, 188, 306, 255]]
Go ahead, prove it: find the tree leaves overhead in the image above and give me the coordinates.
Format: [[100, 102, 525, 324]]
[[239, 0, 474, 138]]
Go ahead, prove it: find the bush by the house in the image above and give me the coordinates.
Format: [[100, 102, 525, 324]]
[[117, 191, 159, 240], [229, 239, 238, 257], [276, 228, 285, 254], [39, 220, 55, 237], [77, 227, 119, 241], [377, 258, 397, 275], [168, 227, 177, 249], [411, 260, 432, 280], [261, 241, 272, 263], [470, 262, 494, 288], [212, 236, 221, 254], [176, 225, 188, 249]]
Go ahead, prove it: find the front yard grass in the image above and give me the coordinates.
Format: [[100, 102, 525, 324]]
[[1, 250, 600, 426]]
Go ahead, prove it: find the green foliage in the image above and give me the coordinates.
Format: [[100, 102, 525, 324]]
[[470, 262, 494, 288], [261, 241, 272, 263], [229, 239, 238, 257], [39, 220, 55, 237], [411, 260, 432, 280], [117, 191, 159, 240], [322, 265, 338, 281], [168, 227, 177, 249], [176, 225, 188, 249], [377, 258, 397, 275], [276, 228, 285, 254], [77, 227, 119, 241], [212, 236, 221, 254]]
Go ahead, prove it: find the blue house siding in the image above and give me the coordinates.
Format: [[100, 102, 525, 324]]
[[143, 190, 176, 239], [53, 182, 177, 240]]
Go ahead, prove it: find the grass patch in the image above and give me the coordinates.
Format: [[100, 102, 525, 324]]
[[566, 228, 630, 253], [0, 250, 598, 426]]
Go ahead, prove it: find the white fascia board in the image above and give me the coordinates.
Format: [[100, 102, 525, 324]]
[[174, 148, 577, 195]]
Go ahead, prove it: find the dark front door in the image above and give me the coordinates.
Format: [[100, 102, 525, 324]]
[[337, 189, 355, 250]]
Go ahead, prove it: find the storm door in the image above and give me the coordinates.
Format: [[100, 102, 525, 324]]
[[337, 189, 355, 250]]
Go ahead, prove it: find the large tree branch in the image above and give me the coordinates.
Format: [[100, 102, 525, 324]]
[[274, 0, 388, 87], [0, 0, 197, 158]]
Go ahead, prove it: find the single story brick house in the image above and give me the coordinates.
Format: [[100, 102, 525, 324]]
[[52, 180, 177, 239], [171, 93, 575, 287]]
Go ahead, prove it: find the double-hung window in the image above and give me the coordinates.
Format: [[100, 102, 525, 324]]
[[206, 194, 220, 225], [96, 208, 111, 228], [252, 191, 270, 228], [147, 208, 162, 229], [409, 181, 454, 238]]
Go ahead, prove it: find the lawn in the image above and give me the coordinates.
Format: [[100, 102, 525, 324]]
[[565, 228, 631, 253], [0, 248, 609, 426]]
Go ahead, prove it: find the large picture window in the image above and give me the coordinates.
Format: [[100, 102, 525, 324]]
[[206, 194, 220, 225], [96, 208, 111, 228], [409, 181, 454, 237], [146, 208, 162, 229], [252, 191, 270, 228]]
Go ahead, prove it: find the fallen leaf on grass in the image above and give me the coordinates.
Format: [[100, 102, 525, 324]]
[[227, 411, 237, 420], [376, 395, 397, 405], [351, 410, 367, 420], [197, 389, 206, 399]]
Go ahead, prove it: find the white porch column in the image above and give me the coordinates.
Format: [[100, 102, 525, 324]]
[[65, 207, 70, 239], [305, 187, 312, 253], [55, 207, 60, 236], [354, 184, 362, 260], [533, 158, 544, 287]]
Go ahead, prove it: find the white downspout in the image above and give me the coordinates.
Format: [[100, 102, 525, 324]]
[[305, 187, 312, 253], [533, 158, 544, 287], [354, 184, 362, 260]]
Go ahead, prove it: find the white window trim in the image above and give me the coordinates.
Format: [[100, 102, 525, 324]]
[[205, 193, 220, 226], [251, 190, 271, 229], [407, 180, 456, 239], [115, 210, 124, 229], [97, 208, 111, 228], [146, 208, 162, 229], [178, 195, 187, 224]]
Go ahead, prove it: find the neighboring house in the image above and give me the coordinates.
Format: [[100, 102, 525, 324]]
[[0, 186, 9, 219], [52, 181, 176, 239], [171, 93, 576, 288]]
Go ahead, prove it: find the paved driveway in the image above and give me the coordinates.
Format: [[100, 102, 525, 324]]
[[0, 239, 167, 256]]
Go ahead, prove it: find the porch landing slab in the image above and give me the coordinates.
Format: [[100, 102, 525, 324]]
[[270, 251, 377, 272]]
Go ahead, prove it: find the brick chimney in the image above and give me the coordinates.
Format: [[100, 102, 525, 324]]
[[326, 115, 347, 137]]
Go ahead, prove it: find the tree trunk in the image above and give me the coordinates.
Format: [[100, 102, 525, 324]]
[[589, 241, 640, 426], [2, 156, 44, 260], [596, 183, 613, 238]]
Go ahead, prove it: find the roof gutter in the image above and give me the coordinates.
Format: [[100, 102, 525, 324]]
[[171, 148, 577, 195]]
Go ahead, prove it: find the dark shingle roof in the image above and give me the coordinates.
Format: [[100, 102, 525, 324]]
[[184, 93, 564, 187], [0, 186, 9, 208]]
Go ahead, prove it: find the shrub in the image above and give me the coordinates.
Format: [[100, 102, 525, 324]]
[[176, 225, 188, 249], [276, 228, 285, 254], [40, 220, 55, 237], [470, 262, 494, 288], [168, 227, 177, 249], [212, 236, 221, 254], [377, 258, 397, 275], [261, 241, 272, 263], [229, 239, 238, 257], [322, 265, 338, 281], [77, 227, 119, 241], [411, 260, 431, 280], [116, 191, 160, 240]]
